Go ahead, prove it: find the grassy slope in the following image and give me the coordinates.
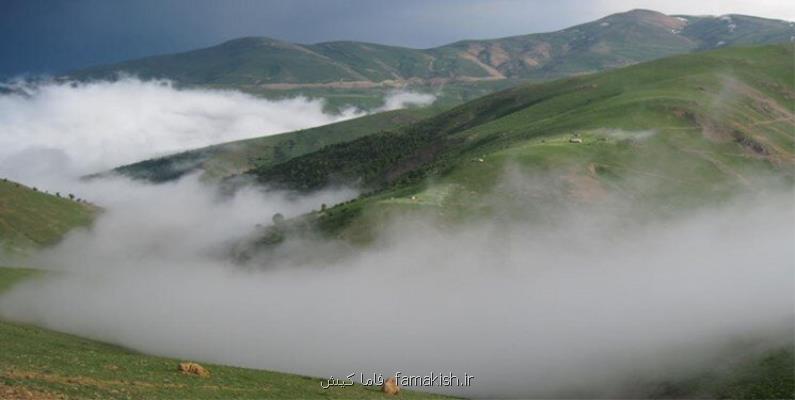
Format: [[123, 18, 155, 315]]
[[648, 348, 794, 399], [246, 44, 793, 240], [0, 267, 449, 399], [0, 179, 97, 257], [112, 106, 440, 182]]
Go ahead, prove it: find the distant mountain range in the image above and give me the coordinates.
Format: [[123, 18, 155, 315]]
[[70, 9, 793, 89]]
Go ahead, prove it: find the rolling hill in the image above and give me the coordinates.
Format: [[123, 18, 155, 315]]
[[0, 178, 97, 258], [70, 10, 792, 90], [239, 44, 794, 240]]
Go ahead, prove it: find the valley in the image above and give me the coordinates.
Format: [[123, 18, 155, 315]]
[[1, 5, 793, 398]]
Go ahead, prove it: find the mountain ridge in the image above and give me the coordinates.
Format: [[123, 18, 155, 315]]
[[69, 9, 794, 89]]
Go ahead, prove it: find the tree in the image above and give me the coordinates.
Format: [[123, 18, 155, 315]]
[[272, 213, 285, 225]]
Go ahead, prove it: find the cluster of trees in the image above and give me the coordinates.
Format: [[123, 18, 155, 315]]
[[248, 104, 477, 192], [250, 127, 440, 191], [271, 139, 297, 163], [54, 192, 88, 203], [247, 102, 520, 244], [113, 149, 214, 182], [247, 83, 551, 193]]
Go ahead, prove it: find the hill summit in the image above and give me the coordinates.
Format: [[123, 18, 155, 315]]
[[69, 10, 794, 88]]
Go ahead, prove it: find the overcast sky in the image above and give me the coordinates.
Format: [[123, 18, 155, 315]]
[[2, 0, 793, 78]]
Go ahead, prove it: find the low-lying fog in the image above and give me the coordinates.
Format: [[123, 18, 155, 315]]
[[0, 78, 434, 187], [1, 173, 793, 397], [0, 79, 792, 398]]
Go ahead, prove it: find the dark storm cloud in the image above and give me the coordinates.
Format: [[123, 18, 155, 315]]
[[2, 0, 792, 78]]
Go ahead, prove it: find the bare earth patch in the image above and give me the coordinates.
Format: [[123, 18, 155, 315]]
[[0, 382, 64, 400], [458, 51, 507, 79], [564, 165, 608, 202]]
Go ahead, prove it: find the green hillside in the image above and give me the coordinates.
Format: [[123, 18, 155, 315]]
[[244, 44, 794, 240], [0, 267, 449, 400], [111, 106, 439, 182], [69, 10, 792, 109], [0, 179, 97, 257]]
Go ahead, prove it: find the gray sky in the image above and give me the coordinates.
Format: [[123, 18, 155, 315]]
[[2, 0, 793, 77]]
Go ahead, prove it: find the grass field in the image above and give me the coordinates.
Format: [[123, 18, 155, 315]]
[[0, 179, 97, 258], [243, 44, 794, 241], [0, 267, 451, 399]]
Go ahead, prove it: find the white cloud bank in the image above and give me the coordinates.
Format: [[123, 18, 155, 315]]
[[0, 78, 434, 186], [377, 90, 436, 112]]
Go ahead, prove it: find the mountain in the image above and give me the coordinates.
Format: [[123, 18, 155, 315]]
[[70, 10, 792, 90], [242, 44, 793, 239], [97, 10, 794, 182], [0, 178, 97, 258]]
